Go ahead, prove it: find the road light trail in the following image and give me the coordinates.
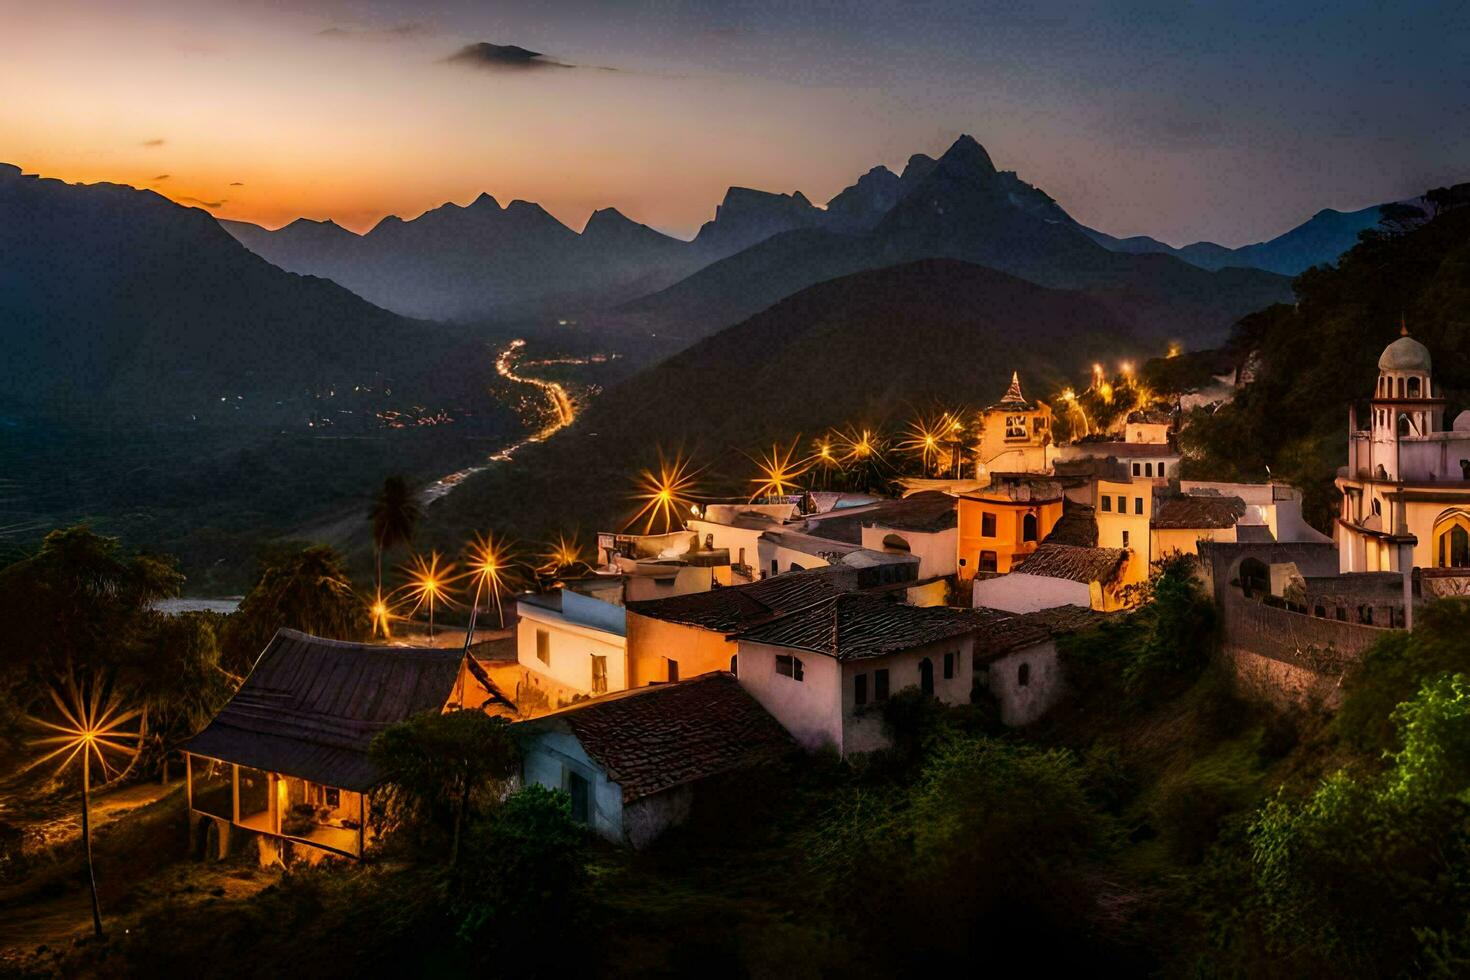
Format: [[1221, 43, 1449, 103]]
[[420, 339, 583, 505]]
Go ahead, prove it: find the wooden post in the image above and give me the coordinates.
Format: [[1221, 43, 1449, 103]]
[[231, 764, 240, 824], [185, 754, 194, 811], [82, 749, 103, 937], [358, 793, 365, 859]]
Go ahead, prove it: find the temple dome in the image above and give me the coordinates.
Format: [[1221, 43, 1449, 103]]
[[1379, 334, 1432, 372]]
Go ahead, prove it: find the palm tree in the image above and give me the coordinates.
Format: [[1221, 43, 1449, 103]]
[[224, 545, 369, 664], [370, 476, 420, 595]]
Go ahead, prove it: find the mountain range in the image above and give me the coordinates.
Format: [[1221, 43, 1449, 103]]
[[220, 134, 1402, 332], [0, 163, 481, 423]]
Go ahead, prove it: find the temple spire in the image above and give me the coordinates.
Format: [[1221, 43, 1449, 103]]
[[1004, 371, 1024, 403], [1401, 312, 1409, 336]]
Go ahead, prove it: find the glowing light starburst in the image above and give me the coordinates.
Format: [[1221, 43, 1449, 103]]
[[28, 672, 142, 938], [541, 532, 588, 574], [837, 425, 885, 466], [369, 590, 394, 638], [461, 532, 519, 638], [626, 452, 700, 534], [396, 552, 458, 640], [748, 439, 810, 501], [900, 415, 947, 476]]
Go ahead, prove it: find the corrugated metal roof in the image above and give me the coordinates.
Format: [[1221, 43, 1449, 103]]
[[182, 629, 463, 792], [523, 672, 791, 803]]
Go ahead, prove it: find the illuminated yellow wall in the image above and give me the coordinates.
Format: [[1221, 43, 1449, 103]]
[[625, 612, 735, 687], [955, 496, 1062, 582]]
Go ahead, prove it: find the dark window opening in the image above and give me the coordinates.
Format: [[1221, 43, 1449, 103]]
[[1145, 463, 1154, 477], [568, 771, 590, 824], [666, 657, 679, 683], [1022, 513, 1038, 542], [1132, 463, 1141, 475], [854, 673, 867, 706], [874, 669, 890, 702], [591, 655, 608, 694], [919, 657, 934, 696], [979, 550, 998, 573], [981, 512, 996, 537], [1017, 662, 1031, 687], [943, 652, 955, 679], [1135, 497, 1144, 515], [776, 654, 804, 681]]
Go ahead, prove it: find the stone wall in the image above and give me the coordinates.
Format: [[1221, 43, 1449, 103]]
[[1217, 585, 1389, 710]]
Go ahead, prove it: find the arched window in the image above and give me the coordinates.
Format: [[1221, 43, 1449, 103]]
[[1239, 557, 1269, 598], [881, 533, 911, 553], [1145, 462, 1154, 476], [729, 654, 738, 677], [1438, 519, 1470, 568], [919, 657, 934, 696], [1398, 414, 1411, 438], [1397, 377, 1406, 398], [1022, 513, 1038, 542]]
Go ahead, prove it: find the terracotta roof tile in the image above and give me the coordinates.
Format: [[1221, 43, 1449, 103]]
[[973, 604, 1104, 661], [625, 567, 856, 631], [737, 592, 992, 661], [527, 673, 792, 802], [1010, 543, 1128, 584], [1151, 494, 1247, 529]]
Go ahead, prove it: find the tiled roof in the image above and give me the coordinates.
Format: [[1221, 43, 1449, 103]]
[[1010, 543, 1128, 584], [1151, 494, 1247, 529], [182, 629, 464, 792], [973, 604, 1103, 661], [803, 491, 957, 544], [527, 672, 791, 802], [1043, 500, 1099, 547], [625, 566, 855, 631], [737, 592, 992, 661]]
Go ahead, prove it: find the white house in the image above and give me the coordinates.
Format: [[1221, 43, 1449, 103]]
[[973, 605, 1101, 725], [518, 672, 791, 848], [734, 593, 988, 756], [972, 542, 1129, 613], [516, 588, 628, 707]]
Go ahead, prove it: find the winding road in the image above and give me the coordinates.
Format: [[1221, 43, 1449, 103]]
[[419, 339, 580, 504]]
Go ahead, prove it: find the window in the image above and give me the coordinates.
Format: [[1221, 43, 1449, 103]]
[[1157, 463, 1167, 479], [854, 673, 868, 706], [1122, 530, 1130, 548], [919, 658, 934, 695], [1101, 495, 1112, 512], [666, 657, 679, 682], [776, 654, 804, 681], [770, 559, 778, 576], [535, 628, 550, 665], [1135, 497, 1144, 515], [591, 655, 608, 694], [874, 668, 890, 702], [324, 787, 340, 808], [979, 550, 998, 573], [1358, 605, 1374, 625], [1017, 662, 1031, 687], [567, 770, 590, 824], [943, 652, 955, 679], [981, 512, 996, 537], [1116, 495, 1127, 513], [730, 654, 738, 677], [1132, 463, 1141, 476], [1022, 513, 1038, 542], [1005, 414, 1028, 440], [1032, 417, 1044, 434], [1145, 462, 1154, 477], [1314, 605, 1327, 618], [1439, 523, 1470, 568], [1409, 377, 1421, 398]]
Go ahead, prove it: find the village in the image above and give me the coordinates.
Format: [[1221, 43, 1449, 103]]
[[168, 325, 1470, 860]]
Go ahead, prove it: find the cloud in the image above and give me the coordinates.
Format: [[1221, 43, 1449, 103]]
[[319, 23, 427, 42], [445, 42, 572, 70], [180, 196, 226, 209], [229, 181, 245, 187], [153, 174, 170, 182], [141, 138, 165, 147]]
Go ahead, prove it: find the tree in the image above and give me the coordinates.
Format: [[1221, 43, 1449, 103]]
[[139, 612, 236, 782], [369, 709, 520, 865], [369, 476, 420, 596], [222, 545, 368, 671]]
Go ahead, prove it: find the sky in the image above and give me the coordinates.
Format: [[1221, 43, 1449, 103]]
[[2, 0, 1467, 246]]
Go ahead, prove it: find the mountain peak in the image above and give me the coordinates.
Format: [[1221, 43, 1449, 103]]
[[584, 206, 635, 232], [938, 134, 996, 174], [469, 191, 501, 210]]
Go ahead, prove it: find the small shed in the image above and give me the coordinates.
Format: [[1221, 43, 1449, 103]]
[[973, 604, 1103, 725], [183, 629, 498, 860], [518, 672, 791, 848]]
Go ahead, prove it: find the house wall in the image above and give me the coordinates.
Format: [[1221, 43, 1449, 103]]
[[687, 519, 769, 577], [1151, 526, 1237, 562], [521, 729, 625, 845], [973, 572, 1090, 613], [1096, 479, 1151, 585], [735, 640, 844, 752], [764, 540, 833, 576], [956, 496, 1063, 581], [839, 637, 975, 755], [736, 636, 975, 756], [1125, 421, 1171, 444], [980, 640, 1063, 726], [516, 604, 627, 697], [623, 784, 695, 850], [625, 612, 734, 687], [623, 565, 724, 602], [977, 404, 1053, 473], [860, 525, 958, 579]]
